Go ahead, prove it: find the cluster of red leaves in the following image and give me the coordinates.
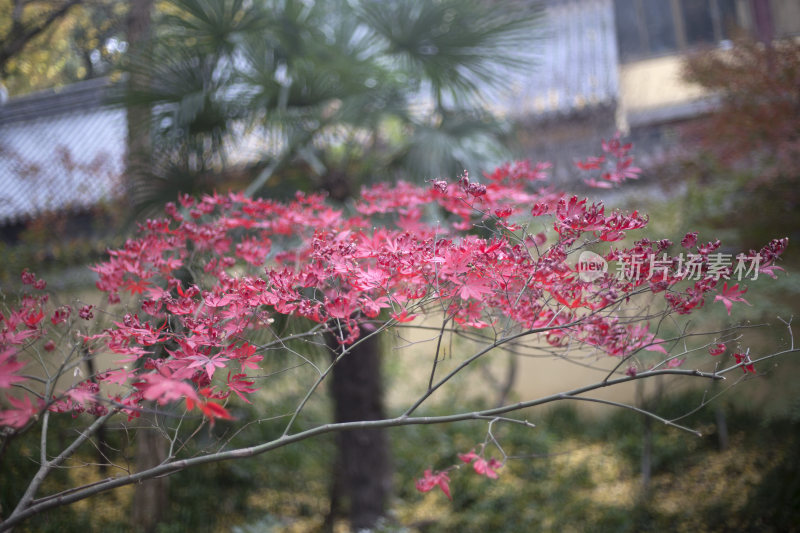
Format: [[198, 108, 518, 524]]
[[575, 133, 642, 189], [415, 449, 503, 499], [0, 146, 788, 452]]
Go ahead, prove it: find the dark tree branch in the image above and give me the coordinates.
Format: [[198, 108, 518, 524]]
[[0, 367, 724, 532]]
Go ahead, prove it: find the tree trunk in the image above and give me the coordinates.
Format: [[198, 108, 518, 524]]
[[125, 0, 154, 201], [328, 330, 392, 530], [125, 3, 166, 531], [130, 409, 168, 532], [320, 170, 393, 530]]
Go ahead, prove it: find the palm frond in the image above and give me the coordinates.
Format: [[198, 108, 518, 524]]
[[355, 0, 544, 108]]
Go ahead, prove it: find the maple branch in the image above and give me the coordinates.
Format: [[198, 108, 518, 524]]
[[427, 314, 453, 389], [473, 415, 536, 429], [403, 288, 654, 418], [280, 318, 394, 437], [0, 366, 723, 531], [718, 340, 799, 375], [7, 409, 114, 524], [403, 320, 573, 417], [603, 324, 757, 382], [557, 395, 702, 436]]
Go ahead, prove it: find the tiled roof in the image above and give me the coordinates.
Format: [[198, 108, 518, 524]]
[[497, 0, 619, 118], [0, 78, 126, 226]]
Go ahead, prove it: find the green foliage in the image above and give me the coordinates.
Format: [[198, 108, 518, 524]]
[[0, 211, 126, 284], [354, 0, 542, 109], [1, 0, 128, 96], [121, 0, 542, 214], [1, 413, 110, 533], [4, 390, 798, 531]]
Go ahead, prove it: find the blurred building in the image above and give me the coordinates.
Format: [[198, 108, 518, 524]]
[[0, 77, 125, 242], [503, 0, 800, 181], [1, 0, 799, 230]]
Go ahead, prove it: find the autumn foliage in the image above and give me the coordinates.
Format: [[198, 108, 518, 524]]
[[0, 141, 790, 522]]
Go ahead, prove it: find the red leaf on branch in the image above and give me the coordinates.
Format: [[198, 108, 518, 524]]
[[459, 450, 502, 479], [681, 232, 698, 249], [733, 352, 756, 374], [122, 278, 151, 295], [391, 309, 417, 323], [708, 343, 726, 356], [22, 308, 44, 329], [0, 395, 40, 428], [415, 469, 451, 500], [714, 282, 750, 315], [0, 348, 26, 388], [226, 372, 258, 403]]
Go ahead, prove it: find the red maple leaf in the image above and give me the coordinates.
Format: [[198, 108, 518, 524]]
[[733, 352, 756, 374], [0, 348, 26, 388], [22, 308, 44, 328], [136, 373, 199, 405], [226, 372, 258, 403], [391, 309, 417, 323], [708, 343, 726, 356], [575, 156, 605, 170], [415, 469, 451, 500], [459, 449, 502, 479], [186, 398, 233, 424], [714, 282, 750, 315], [458, 276, 493, 301], [122, 278, 151, 296], [0, 394, 39, 428]]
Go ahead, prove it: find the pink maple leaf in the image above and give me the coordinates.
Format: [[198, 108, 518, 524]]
[[458, 450, 480, 463], [204, 292, 234, 308], [584, 178, 614, 189], [714, 282, 750, 315], [458, 276, 493, 301], [473, 457, 503, 479], [226, 372, 258, 403], [415, 469, 451, 500], [0, 348, 26, 389], [0, 394, 40, 428], [391, 309, 417, 323], [186, 353, 230, 380], [708, 343, 726, 356], [136, 373, 199, 405], [759, 265, 785, 279], [97, 368, 134, 386], [459, 449, 502, 478]]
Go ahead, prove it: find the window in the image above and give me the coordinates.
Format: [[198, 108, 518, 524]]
[[614, 0, 739, 62]]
